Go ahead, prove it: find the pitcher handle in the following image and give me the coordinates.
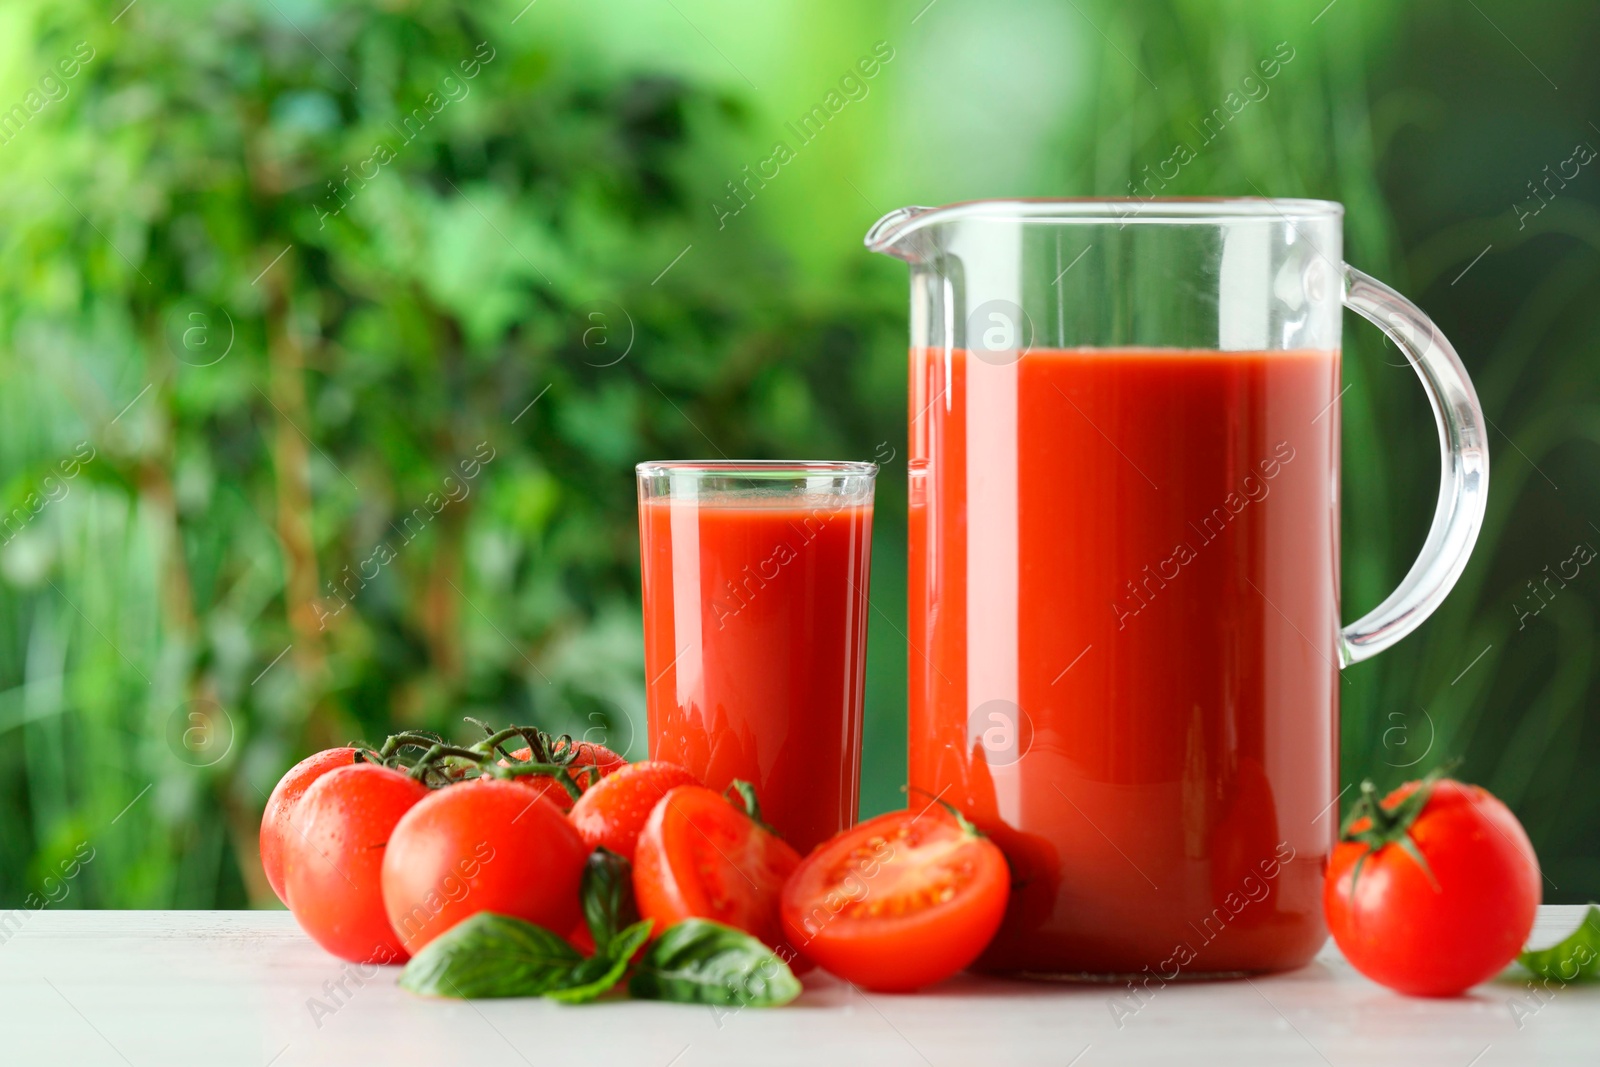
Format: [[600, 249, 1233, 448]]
[[1337, 265, 1489, 667]]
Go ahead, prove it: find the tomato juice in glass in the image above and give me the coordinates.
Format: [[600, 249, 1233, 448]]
[[636, 462, 876, 856]]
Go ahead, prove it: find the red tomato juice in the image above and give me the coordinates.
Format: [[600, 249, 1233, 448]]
[[641, 495, 873, 855], [909, 346, 1341, 975]]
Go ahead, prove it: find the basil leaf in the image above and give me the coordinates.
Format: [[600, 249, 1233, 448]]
[[609, 917, 655, 962], [628, 919, 801, 1007], [1519, 904, 1600, 983], [582, 847, 639, 954], [399, 912, 582, 998], [544, 953, 629, 1004], [546, 919, 654, 1004]]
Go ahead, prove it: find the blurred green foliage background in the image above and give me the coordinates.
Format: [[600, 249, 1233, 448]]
[[1, 0, 1596, 908]]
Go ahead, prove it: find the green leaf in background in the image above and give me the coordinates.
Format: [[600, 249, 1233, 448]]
[[582, 847, 640, 955], [546, 920, 654, 1005], [628, 919, 801, 1007], [399, 912, 582, 999], [1519, 905, 1600, 983]]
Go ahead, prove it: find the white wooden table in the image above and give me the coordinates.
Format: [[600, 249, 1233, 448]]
[[1, 906, 1594, 1066]]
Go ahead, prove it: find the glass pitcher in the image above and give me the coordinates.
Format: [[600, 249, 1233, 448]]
[[866, 198, 1487, 978]]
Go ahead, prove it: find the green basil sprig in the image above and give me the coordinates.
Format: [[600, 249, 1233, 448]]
[[582, 847, 640, 955], [400, 912, 586, 999], [546, 920, 653, 1004], [1519, 904, 1600, 983], [399, 847, 800, 1007], [628, 919, 801, 1007], [398, 912, 798, 1006], [399, 911, 655, 1002]]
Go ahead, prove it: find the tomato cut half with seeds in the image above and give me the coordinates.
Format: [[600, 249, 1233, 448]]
[[780, 805, 1010, 992], [633, 784, 801, 961]]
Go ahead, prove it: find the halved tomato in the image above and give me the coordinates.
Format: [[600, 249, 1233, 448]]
[[633, 785, 801, 960], [779, 805, 1009, 992]]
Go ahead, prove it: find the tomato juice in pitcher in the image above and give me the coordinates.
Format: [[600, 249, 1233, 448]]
[[870, 200, 1487, 977]]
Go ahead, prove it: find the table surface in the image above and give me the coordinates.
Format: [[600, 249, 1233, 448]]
[[0, 906, 1594, 1066]]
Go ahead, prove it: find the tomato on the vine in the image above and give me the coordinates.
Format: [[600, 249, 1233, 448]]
[[501, 740, 626, 812], [260, 747, 356, 906], [382, 778, 589, 955], [633, 784, 801, 960], [1324, 772, 1541, 997], [284, 763, 430, 964], [780, 805, 1010, 992], [569, 760, 700, 861]]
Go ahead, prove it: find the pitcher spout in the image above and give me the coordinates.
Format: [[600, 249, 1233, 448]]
[[864, 205, 935, 262]]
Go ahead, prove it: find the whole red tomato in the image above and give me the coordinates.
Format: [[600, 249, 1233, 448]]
[[634, 784, 801, 960], [780, 805, 1009, 992], [284, 763, 430, 964], [500, 740, 625, 812], [260, 747, 356, 905], [568, 760, 700, 862], [382, 778, 589, 955], [1324, 773, 1540, 997]]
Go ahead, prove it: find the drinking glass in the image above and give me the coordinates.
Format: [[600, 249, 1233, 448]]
[[637, 460, 877, 854]]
